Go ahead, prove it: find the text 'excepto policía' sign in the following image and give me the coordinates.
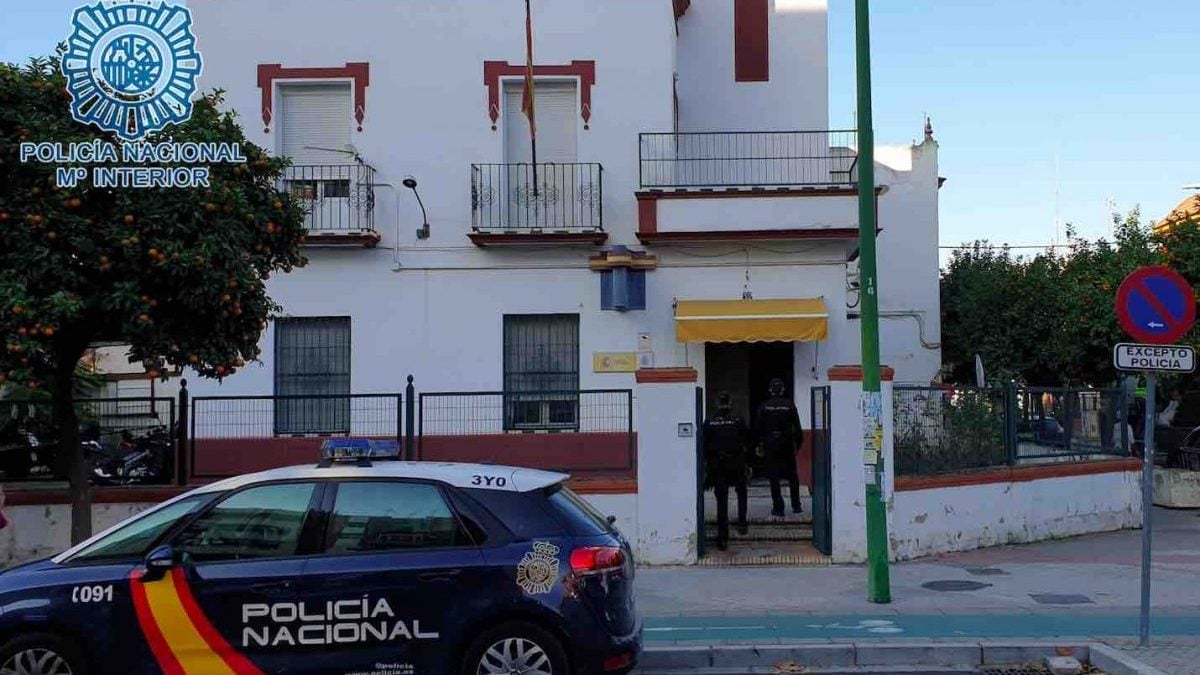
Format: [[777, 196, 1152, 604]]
[[1114, 343, 1196, 373]]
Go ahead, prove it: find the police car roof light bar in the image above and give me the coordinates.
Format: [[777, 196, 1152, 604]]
[[318, 438, 403, 468]]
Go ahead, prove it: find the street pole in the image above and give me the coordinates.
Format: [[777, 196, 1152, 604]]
[[855, 0, 891, 603], [1140, 373, 1155, 646]]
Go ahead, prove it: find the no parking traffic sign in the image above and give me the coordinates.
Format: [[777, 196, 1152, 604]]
[[1115, 265, 1196, 345], [1111, 265, 1197, 646]]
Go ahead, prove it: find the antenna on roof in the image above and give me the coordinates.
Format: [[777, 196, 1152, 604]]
[[1053, 154, 1061, 248]]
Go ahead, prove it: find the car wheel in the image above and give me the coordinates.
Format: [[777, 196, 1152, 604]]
[[461, 621, 568, 675], [0, 633, 87, 675]]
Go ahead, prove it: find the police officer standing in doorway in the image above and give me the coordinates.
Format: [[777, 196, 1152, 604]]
[[756, 377, 804, 517], [703, 391, 750, 550]]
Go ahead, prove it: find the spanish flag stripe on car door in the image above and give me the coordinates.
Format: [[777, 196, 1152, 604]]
[[130, 570, 186, 675], [130, 569, 263, 675]]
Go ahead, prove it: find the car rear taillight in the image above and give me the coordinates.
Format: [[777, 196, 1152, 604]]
[[569, 546, 626, 575], [603, 652, 634, 671]]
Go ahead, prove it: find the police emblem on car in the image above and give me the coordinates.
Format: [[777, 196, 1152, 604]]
[[62, 0, 203, 141], [516, 541, 561, 595]]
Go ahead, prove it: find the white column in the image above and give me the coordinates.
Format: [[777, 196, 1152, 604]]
[[827, 365, 895, 563], [634, 368, 700, 565]]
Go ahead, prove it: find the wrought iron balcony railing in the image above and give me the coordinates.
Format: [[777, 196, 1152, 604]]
[[638, 130, 858, 189], [471, 162, 603, 233], [280, 163, 376, 235]]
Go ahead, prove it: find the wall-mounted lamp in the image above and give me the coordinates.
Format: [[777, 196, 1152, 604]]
[[403, 175, 430, 240]]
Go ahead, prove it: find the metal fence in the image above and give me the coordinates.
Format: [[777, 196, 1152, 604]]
[[471, 162, 603, 232], [418, 389, 635, 472], [894, 385, 1130, 476], [0, 396, 176, 482], [1, 381, 640, 483], [280, 163, 376, 234], [638, 130, 858, 189], [190, 394, 402, 440]]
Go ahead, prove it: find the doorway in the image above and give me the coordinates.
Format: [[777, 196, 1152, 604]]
[[702, 342, 826, 564], [705, 342, 794, 431]]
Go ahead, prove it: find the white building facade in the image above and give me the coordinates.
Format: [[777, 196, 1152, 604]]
[[184, 0, 944, 563]]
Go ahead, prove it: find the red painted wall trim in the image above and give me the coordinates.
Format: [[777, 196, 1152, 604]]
[[895, 458, 1141, 492], [257, 63, 370, 133], [636, 193, 659, 234], [5, 486, 187, 507], [637, 187, 883, 200], [636, 367, 698, 383], [569, 476, 637, 495], [468, 231, 608, 247], [734, 0, 770, 82], [827, 365, 896, 382], [483, 60, 596, 129]]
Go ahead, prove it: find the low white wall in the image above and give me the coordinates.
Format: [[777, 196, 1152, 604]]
[[632, 376, 699, 565], [1153, 468, 1200, 508], [890, 469, 1142, 561], [581, 493, 638, 544], [0, 502, 157, 565], [656, 193, 858, 234]]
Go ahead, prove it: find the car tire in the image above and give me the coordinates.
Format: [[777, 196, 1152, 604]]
[[0, 633, 88, 675], [460, 621, 569, 675]]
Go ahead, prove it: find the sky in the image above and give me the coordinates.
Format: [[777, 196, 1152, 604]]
[[3, 0, 1197, 251]]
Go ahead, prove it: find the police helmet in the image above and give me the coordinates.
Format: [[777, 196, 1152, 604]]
[[768, 378, 786, 397], [716, 391, 733, 412]]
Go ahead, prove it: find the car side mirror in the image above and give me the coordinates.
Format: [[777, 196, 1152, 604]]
[[606, 515, 617, 525], [142, 544, 181, 582]]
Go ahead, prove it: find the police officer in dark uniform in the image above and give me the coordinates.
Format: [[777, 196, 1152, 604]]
[[703, 391, 750, 550], [756, 377, 804, 517]]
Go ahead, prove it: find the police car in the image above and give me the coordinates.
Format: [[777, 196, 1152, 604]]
[[0, 440, 640, 675]]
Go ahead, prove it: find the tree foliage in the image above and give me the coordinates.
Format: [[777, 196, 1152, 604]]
[[0, 52, 306, 541], [942, 210, 1198, 387]]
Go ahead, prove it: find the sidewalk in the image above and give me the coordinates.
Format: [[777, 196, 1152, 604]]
[[636, 507, 1200, 671]]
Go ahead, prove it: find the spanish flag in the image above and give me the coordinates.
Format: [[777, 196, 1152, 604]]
[[521, 0, 536, 142]]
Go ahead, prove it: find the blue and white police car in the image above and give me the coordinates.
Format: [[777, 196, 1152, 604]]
[[0, 440, 640, 675]]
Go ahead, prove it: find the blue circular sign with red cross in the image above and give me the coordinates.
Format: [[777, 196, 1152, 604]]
[[1115, 266, 1196, 344]]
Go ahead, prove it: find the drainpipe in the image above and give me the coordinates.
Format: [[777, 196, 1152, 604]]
[[847, 310, 941, 350]]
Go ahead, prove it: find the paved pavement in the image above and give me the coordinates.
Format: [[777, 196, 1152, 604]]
[[1106, 637, 1200, 674], [636, 506, 1200, 671]]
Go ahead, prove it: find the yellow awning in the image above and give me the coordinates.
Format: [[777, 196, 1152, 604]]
[[674, 298, 828, 343]]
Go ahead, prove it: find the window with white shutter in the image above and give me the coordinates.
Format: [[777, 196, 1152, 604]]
[[277, 84, 365, 232], [503, 80, 578, 164], [278, 83, 352, 164]]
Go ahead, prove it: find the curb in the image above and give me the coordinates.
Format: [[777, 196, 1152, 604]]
[[1089, 645, 1170, 675], [637, 640, 1091, 672]]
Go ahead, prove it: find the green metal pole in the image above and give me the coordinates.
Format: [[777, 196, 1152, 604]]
[[855, 0, 891, 604]]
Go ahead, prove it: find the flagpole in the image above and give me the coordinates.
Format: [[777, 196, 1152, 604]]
[[525, 0, 538, 198]]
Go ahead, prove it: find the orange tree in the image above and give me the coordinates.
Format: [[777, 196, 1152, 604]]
[[941, 211, 1176, 387], [0, 53, 306, 543]]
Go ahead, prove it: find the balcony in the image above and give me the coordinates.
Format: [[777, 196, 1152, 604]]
[[636, 130, 875, 244], [469, 162, 606, 247], [281, 164, 380, 247]]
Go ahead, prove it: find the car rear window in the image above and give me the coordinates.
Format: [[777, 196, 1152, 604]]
[[546, 486, 614, 537], [464, 488, 565, 540]]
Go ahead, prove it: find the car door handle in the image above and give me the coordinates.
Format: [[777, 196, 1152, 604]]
[[249, 581, 293, 597], [417, 569, 462, 583]]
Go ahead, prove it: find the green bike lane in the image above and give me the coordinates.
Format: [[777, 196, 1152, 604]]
[[643, 613, 1200, 642]]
